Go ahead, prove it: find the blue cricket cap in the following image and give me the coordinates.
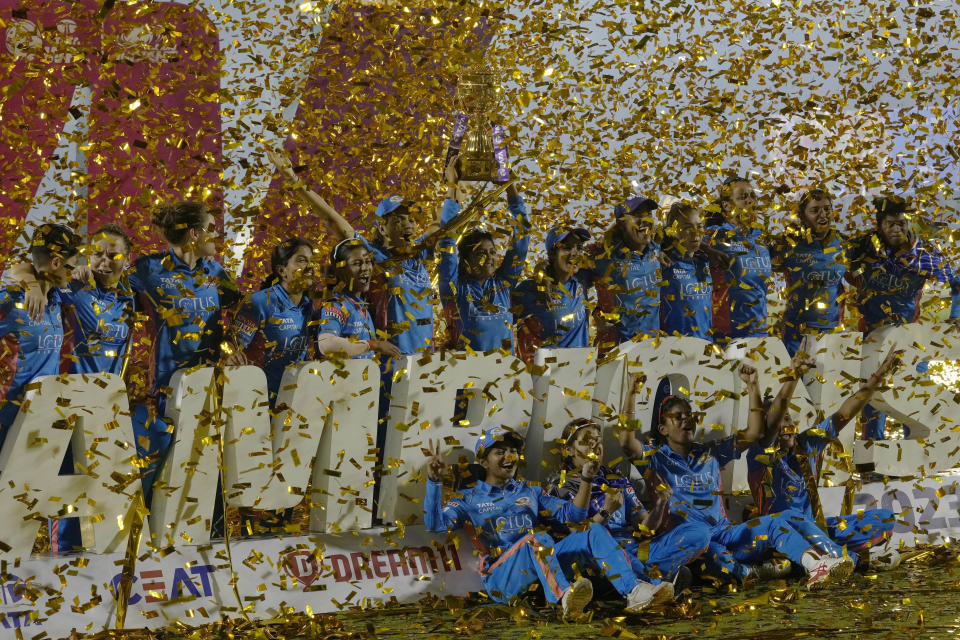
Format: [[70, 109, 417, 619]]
[[545, 226, 591, 252], [614, 194, 659, 219], [375, 195, 419, 218], [474, 426, 524, 458]]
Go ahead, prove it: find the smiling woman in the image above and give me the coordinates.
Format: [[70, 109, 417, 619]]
[[315, 238, 401, 361]]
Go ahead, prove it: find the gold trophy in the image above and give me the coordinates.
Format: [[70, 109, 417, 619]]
[[449, 64, 508, 182]]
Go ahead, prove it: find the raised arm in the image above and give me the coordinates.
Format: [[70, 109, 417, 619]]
[[832, 345, 902, 433], [267, 148, 353, 241], [736, 364, 764, 450], [421, 154, 463, 238], [496, 185, 531, 286], [423, 439, 467, 532], [760, 345, 816, 447], [616, 373, 648, 459]]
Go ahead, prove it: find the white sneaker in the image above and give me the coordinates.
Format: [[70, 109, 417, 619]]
[[561, 578, 593, 621], [624, 581, 673, 613], [868, 547, 901, 571], [745, 558, 792, 581], [806, 555, 855, 590]]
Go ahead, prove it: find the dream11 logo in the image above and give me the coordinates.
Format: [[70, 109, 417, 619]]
[[283, 551, 321, 591]]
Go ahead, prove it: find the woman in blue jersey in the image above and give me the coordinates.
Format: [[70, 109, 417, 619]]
[[316, 238, 402, 360], [438, 183, 530, 353], [770, 189, 847, 356], [128, 201, 241, 396], [618, 370, 854, 589], [233, 237, 317, 404], [582, 196, 662, 354], [660, 202, 713, 340], [547, 417, 710, 587], [268, 149, 464, 356], [704, 176, 773, 341], [512, 226, 590, 363]]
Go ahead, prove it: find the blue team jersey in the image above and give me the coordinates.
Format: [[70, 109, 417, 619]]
[[128, 250, 239, 390], [747, 417, 836, 519], [233, 284, 314, 398], [771, 232, 846, 335], [849, 235, 960, 331], [512, 274, 589, 352], [707, 223, 772, 339], [424, 477, 588, 560], [660, 247, 713, 340], [60, 281, 134, 375], [548, 467, 645, 543], [317, 291, 375, 359], [0, 287, 64, 430], [634, 437, 739, 529], [439, 195, 530, 353], [361, 238, 433, 355], [585, 236, 661, 343]]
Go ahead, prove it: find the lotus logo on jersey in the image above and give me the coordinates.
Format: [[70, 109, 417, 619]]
[[283, 551, 320, 589]]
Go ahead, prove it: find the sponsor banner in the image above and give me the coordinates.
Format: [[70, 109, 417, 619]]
[[3, 474, 960, 637], [820, 470, 960, 547], [0, 526, 481, 638]]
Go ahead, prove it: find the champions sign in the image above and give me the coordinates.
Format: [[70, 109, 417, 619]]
[[2, 325, 960, 637]]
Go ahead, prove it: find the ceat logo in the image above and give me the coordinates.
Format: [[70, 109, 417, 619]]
[[283, 551, 319, 589]]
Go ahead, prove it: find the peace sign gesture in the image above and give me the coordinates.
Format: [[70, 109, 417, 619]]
[[426, 439, 446, 482]]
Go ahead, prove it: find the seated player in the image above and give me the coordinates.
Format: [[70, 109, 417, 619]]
[[619, 366, 855, 589], [547, 417, 711, 587], [747, 345, 902, 569], [424, 428, 673, 620]]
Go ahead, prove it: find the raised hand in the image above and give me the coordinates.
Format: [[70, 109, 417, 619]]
[[581, 458, 600, 480], [789, 342, 815, 379], [603, 488, 623, 514], [23, 284, 47, 322], [653, 482, 673, 506], [426, 438, 446, 482], [266, 147, 297, 181], [444, 153, 461, 187], [739, 363, 758, 386], [872, 344, 903, 382]]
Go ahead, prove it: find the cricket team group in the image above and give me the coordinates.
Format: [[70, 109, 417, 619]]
[[1, 149, 957, 617]]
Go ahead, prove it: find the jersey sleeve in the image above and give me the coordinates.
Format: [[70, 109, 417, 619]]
[[537, 488, 589, 524], [213, 262, 241, 310], [357, 234, 389, 264], [317, 302, 347, 336], [423, 479, 467, 532], [497, 194, 531, 287], [745, 442, 771, 515], [232, 297, 263, 349], [127, 257, 152, 295], [708, 435, 740, 467]]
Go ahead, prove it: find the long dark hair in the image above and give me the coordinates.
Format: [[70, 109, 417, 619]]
[[458, 229, 494, 281], [325, 237, 369, 294], [651, 395, 692, 445], [151, 201, 207, 245], [261, 237, 314, 290], [558, 418, 600, 471]]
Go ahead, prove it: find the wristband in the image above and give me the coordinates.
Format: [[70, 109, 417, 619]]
[[598, 509, 610, 520], [366, 340, 376, 352]]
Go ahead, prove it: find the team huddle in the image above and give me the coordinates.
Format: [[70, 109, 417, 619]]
[[0, 150, 955, 615]]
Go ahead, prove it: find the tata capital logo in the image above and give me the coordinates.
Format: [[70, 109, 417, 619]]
[[283, 551, 321, 590]]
